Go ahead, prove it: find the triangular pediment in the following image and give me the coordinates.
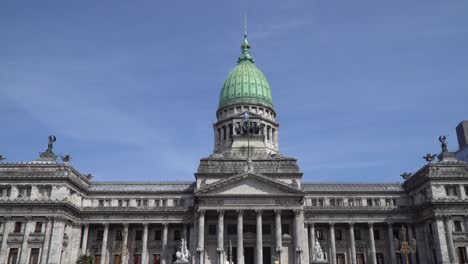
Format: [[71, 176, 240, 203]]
[[195, 173, 303, 196]]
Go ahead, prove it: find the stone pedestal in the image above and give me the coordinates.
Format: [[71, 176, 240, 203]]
[[312, 260, 329, 264], [173, 260, 189, 264]]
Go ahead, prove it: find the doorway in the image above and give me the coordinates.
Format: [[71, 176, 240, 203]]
[[356, 253, 366, 264], [8, 248, 18, 264], [94, 255, 101, 264], [114, 255, 121, 264], [244, 247, 254, 264], [153, 254, 161, 264], [458, 247, 468, 264], [133, 254, 141, 264], [263, 247, 271, 264]]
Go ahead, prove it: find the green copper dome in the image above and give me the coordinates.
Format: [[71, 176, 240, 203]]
[[218, 34, 273, 110]]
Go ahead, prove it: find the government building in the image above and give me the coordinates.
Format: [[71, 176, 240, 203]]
[[1, 33, 468, 264]]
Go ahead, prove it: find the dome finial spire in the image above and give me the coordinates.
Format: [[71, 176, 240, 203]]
[[238, 14, 254, 64]]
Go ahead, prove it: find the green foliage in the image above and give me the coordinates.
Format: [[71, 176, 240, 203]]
[[76, 255, 93, 264]]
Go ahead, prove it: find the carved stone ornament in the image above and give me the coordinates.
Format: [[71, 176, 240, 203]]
[[175, 238, 190, 262], [38, 135, 57, 161], [312, 238, 326, 261]]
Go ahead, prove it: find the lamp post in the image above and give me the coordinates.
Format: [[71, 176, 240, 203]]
[[394, 225, 416, 264]]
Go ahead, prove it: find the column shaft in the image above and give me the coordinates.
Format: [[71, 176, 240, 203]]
[[407, 225, 417, 264], [237, 211, 244, 264], [387, 223, 397, 264], [198, 211, 205, 264], [19, 219, 33, 264], [122, 224, 129, 264], [309, 224, 315, 261], [444, 218, 456, 263], [256, 211, 263, 264], [217, 211, 224, 264], [162, 223, 168, 264], [368, 223, 377, 264], [40, 219, 53, 264], [81, 224, 89, 256], [330, 223, 336, 264], [349, 224, 356, 264], [142, 224, 148, 264], [48, 219, 65, 264], [275, 210, 282, 262], [0, 220, 13, 263], [100, 224, 109, 264]]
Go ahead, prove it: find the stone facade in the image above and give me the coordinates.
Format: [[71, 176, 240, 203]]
[[1, 32, 468, 264]]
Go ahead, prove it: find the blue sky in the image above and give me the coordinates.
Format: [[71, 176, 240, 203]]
[[0, 1, 467, 182]]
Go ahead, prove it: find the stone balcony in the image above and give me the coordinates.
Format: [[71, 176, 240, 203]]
[[28, 233, 45, 243], [7, 233, 24, 243]]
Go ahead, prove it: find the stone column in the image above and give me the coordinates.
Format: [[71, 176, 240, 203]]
[[274, 210, 283, 262], [19, 218, 34, 264], [256, 210, 263, 264], [444, 217, 456, 263], [142, 223, 148, 264], [329, 223, 336, 264], [309, 223, 315, 262], [237, 210, 244, 264], [368, 223, 377, 264], [40, 218, 53, 264], [122, 224, 129, 264], [0, 218, 13, 263], [217, 210, 224, 264], [100, 223, 109, 264], [387, 223, 397, 264], [197, 210, 205, 264], [349, 223, 356, 264], [433, 217, 450, 263], [48, 218, 65, 264], [162, 223, 168, 264], [294, 210, 303, 264], [81, 224, 89, 256], [407, 225, 417, 264]]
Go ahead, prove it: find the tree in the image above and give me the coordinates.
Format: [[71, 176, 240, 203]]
[[76, 255, 93, 264]]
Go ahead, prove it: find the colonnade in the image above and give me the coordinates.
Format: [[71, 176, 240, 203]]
[[196, 209, 305, 264]]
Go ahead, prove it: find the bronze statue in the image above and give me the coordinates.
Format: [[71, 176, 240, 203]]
[[47, 135, 57, 151], [400, 172, 412, 180], [439, 136, 448, 153], [60, 154, 72, 163], [423, 153, 437, 163]]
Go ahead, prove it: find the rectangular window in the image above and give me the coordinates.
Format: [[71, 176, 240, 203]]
[[142, 199, 148, 207], [135, 230, 143, 241], [374, 229, 381, 240], [118, 200, 123, 207], [445, 185, 459, 196], [376, 253, 385, 264], [162, 199, 167, 207], [29, 248, 40, 264], [227, 224, 237, 235], [355, 199, 362, 206], [335, 229, 342, 240], [244, 224, 256, 234], [136, 200, 142, 207], [262, 224, 271, 235], [385, 199, 392, 206], [208, 225, 217, 235], [311, 199, 317, 206], [367, 199, 373, 206], [329, 199, 335, 207], [374, 199, 381, 206], [154, 230, 162, 240], [349, 199, 355, 206], [354, 229, 361, 240], [173, 230, 181, 240], [34, 222, 43, 233], [97, 230, 104, 241], [316, 229, 324, 240], [282, 224, 290, 235], [454, 221, 463, 232], [465, 185, 468, 196], [14, 222, 22, 233], [98, 200, 104, 207], [116, 230, 123, 241], [318, 199, 324, 206], [337, 199, 343, 206]]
